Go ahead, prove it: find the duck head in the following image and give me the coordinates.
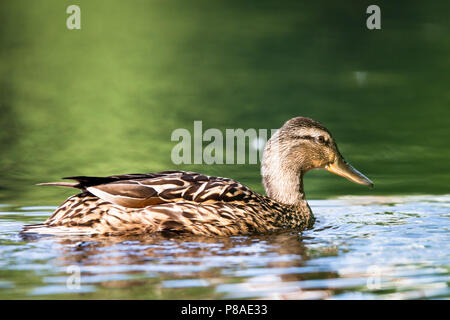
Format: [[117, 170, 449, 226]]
[[261, 117, 373, 205]]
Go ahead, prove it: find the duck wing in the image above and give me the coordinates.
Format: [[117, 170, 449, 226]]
[[39, 170, 257, 209]]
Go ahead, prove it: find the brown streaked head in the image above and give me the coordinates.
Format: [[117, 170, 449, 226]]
[[262, 116, 373, 204], [275, 116, 373, 186]]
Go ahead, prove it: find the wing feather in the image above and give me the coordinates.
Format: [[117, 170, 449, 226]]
[[39, 171, 259, 209]]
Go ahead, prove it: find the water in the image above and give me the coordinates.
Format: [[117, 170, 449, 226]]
[[0, 195, 448, 299], [0, 1, 449, 299]]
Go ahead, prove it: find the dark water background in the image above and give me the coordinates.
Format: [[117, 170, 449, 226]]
[[0, 1, 449, 299]]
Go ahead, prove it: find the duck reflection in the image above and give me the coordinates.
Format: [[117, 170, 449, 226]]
[[51, 231, 309, 266], [23, 231, 337, 299]]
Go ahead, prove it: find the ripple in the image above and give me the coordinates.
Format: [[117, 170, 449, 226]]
[[0, 195, 448, 299]]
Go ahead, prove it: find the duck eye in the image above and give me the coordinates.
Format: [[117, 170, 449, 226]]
[[316, 136, 326, 144]]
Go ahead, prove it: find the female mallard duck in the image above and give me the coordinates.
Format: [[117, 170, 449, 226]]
[[21, 117, 373, 236]]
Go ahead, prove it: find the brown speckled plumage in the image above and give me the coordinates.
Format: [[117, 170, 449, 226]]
[[21, 117, 373, 237]]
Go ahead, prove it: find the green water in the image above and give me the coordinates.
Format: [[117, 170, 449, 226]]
[[0, 0, 449, 299]]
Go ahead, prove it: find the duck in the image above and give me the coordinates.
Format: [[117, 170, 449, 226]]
[[21, 117, 373, 237]]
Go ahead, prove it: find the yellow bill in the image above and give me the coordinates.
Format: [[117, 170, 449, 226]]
[[325, 156, 373, 187]]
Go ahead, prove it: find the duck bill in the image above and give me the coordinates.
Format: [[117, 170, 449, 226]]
[[325, 156, 374, 187]]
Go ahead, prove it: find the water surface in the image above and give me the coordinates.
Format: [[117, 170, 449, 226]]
[[0, 195, 448, 299]]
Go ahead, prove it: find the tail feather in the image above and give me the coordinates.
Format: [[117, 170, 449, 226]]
[[36, 182, 80, 188]]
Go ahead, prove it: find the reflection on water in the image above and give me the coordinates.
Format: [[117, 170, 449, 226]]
[[0, 195, 448, 299], [0, 1, 450, 206]]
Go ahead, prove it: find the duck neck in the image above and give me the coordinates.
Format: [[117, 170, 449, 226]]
[[261, 156, 306, 206]]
